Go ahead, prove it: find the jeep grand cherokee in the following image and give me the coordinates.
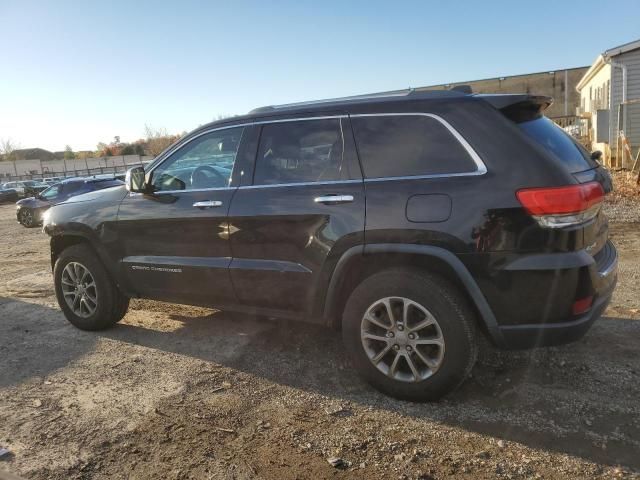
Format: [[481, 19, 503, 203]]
[[43, 90, 617, 401]]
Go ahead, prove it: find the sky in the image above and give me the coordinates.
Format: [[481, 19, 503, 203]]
[[1, 0, 639, 152]]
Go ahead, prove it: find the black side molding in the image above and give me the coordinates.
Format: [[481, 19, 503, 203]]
[[324, 243, 506, 347]]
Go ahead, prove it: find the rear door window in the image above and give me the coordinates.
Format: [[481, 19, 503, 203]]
[[62, 183, 83, 197], [517, 117, 595, 173], [351, 115, 479, 179], [40, 184, 61, 200], [254, 118, 354, 185]]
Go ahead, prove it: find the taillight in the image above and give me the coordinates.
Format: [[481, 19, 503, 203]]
[[516, 182, 604, 228]]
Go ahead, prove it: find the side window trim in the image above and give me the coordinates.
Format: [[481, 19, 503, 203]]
[[350, 113, 487, 181], [239, 179, 363, 190], [146, 116, 346, 181], [144, 112, 485, 191]]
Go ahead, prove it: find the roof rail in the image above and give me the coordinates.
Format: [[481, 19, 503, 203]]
[[450, 84, 473, 94], [249, 88, 416, 114]]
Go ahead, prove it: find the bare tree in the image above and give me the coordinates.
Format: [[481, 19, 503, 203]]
[[64, 145, 75, 160], [143, 124, 177, 157], [0, 138, 19, 161]]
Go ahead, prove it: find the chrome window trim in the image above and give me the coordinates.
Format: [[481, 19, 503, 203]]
[[127, 186, 236, 197], [155, 186, 236, 195], [253, 115, 347, 124], [145, 112, 486, 191], [146, 115, 348, 180], [363, 171, 486, 183], [350, 112, 487, 178], [238, 179, 362, 190]]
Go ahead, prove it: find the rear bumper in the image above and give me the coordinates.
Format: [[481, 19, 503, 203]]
[[497, 241, 618, 349], [498, 289, 613, 349]]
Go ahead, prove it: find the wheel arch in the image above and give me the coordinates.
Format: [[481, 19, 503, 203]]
[[50, 233, 117, 281], [321, 243, 506, 348]]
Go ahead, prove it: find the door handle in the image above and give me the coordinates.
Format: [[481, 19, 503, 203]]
[[193, 200, 223, 209], [314, 195, 354, 205]]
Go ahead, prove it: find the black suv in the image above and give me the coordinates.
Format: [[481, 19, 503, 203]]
[[43, 90, 617, 401], [16, 176, 124, 227]]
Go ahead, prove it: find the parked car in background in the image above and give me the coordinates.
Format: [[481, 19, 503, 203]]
[[16, 176, 124, 227], [0, 185, 20, 203], [43, 176, 65, 185], [2, 180, 49, 198], [2, 181, 26, 197], [22, 180, 49, 196]]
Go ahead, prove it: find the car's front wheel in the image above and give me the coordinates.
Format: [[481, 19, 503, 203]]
[[19, 208, 36, 228], [54, 244, 129, 331], [342, 268, 478, 402]]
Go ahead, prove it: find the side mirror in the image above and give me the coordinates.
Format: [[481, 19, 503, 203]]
[[125, 166, 148, 193], [591, 150, 603, 162]]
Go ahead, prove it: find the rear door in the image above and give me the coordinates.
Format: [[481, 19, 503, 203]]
[[116, 126, 247, 306], [227, 115, 365, 314]]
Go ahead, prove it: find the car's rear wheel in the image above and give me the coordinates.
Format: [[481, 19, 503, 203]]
[[342, 268, 478, 402], [54, 244, 129, 331], [19, 208, 36, 228]]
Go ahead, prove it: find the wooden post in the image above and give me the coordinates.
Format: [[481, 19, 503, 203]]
[[622, 133, 633, 169]]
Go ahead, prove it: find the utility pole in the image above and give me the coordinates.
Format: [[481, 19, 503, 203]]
[[564, 69, 569, 116]]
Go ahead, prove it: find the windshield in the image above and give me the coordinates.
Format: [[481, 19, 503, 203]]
[[518, 116, 596, 173]]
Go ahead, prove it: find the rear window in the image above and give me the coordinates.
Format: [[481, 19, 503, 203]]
[[351, 115, 478, 179], [518, 117, 595, 173]]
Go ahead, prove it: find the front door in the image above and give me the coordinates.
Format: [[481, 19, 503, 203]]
[[117, 126, 246, 306], [227, 116, 365, 315]]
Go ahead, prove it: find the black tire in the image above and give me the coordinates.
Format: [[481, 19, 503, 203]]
[[53, 244, 129, 331], [19, 208, 37, 228], [342, 268, 478, 402]]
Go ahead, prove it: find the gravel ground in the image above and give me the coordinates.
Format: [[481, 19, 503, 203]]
[[603, 171, 640, 223], [0, 199, 639, 480], [602, 197, 640, 223]]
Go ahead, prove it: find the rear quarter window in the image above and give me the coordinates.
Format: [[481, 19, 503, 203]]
[[351, 115, 479, 179], [517, 117, 595, 173]]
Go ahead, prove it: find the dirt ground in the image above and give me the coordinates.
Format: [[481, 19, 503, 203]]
[[1, 194, 639, 480]]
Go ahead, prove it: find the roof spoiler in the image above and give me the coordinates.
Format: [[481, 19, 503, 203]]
[[475, 94, 553, 122]]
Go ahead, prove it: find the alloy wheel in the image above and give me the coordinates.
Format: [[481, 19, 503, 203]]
[[360, 296, 445, 382], [60, 262, 98, 318], [21, 209, 33, 227]]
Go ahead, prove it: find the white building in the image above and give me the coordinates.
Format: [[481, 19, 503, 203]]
[[576, 39, 640, 167]]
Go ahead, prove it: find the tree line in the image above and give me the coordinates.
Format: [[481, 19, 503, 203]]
[[0, 125, 183, 161]]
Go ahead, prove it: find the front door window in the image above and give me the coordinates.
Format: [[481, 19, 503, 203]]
[[150, 127, 244, 192]]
